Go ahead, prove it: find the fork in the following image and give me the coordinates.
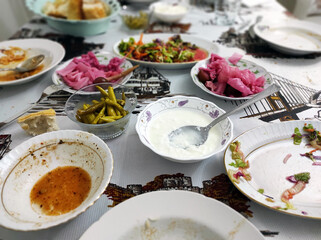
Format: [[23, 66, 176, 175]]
[[306, 90, 321, 108], [0, 84, 64, 131]]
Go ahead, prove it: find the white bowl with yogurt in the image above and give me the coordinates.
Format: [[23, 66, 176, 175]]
[[150, 1, 188, 23], [136, 96, 233, 163]]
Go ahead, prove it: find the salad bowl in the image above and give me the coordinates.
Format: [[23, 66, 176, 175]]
[[113, 33, 218, 69]]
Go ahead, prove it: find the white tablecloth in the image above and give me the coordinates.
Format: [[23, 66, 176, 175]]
[[1, 1, 321, 239]]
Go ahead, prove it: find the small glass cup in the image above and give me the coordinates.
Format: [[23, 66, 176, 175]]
[[214, 0, 240, 25], [65, 83, 137, 140]]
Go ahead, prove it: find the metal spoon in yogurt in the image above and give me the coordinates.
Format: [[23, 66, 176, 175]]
[[0, 54, 45, 73], [168, 84, 281, 148]]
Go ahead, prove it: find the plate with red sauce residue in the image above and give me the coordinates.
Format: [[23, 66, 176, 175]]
[[80, 190, 264, 240], [113, 33, 218, 69], [224, 120, 321, 219], [0, 130, 113, 231], [191, 57, 273, 101], [0, 38, 65, 86]]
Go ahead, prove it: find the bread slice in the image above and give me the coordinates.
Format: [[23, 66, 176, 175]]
[[65, 0, 83, 19], [18, 109, 59, 136], [82, 0, 108, 19], [42, 0, 83, 20]]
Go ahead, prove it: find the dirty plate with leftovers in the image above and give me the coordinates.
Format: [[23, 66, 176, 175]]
[[80, 190, 264, 240], [0, 130, 113, 231], [0, 38, 65, 86], [224, 120, 321, 219]]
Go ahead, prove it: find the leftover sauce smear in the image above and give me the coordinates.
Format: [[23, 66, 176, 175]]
[[30, 166, 91, 216], [0, 46, 44, 82], [147, 108, 221, 159], [0, 46, 26, 65], [0, 65, 44, 81]]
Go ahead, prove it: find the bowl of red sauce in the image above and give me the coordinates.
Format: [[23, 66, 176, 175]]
[[0, 130, 113, 231]]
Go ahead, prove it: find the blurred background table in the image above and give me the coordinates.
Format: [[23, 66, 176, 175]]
[[0, 0, 321, 239]]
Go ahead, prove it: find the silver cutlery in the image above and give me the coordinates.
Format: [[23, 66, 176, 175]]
[[168, 84, 281, 148], [0, 55, 44, 73], [306, 90, 321, 108], [0, 84, 64, 131]]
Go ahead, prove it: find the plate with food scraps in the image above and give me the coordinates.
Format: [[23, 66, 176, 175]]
[[80, 190, 264, 240], [113, 33, 218, 69], [191, 54, 273, 100], [253, 18, 321, 56], [224, 120, 321, 219], [52, 51, 135, 94], [0, 38, 65, 86], [0, 130, 113, 231]]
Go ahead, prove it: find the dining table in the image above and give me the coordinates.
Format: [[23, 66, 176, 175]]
[[1, 0, 321, 239]]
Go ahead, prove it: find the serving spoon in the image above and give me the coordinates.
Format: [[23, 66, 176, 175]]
[[168, 84, 281, 148], [0, 54, 45, 73]]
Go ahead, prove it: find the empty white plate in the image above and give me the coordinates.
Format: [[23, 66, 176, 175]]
[[80, 190, 264, 240], [254, 19, 321, 55]]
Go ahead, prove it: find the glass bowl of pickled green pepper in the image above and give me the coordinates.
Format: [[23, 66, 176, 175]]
[[65, 83, 137, 139]]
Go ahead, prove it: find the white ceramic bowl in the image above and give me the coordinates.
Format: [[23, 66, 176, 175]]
[[0, 130, 113, 231], [136, 96, 233, 163], [150, 1, 189, 23]]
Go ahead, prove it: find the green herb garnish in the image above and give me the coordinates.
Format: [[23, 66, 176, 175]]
[[294, 172, 310, 183], [293, 127, 302, 145], [229, 141, 248, 168]]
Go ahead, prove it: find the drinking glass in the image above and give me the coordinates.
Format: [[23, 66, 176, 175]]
[[214, 0, 240, 25]]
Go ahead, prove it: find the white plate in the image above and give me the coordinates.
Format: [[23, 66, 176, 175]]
[[52, 51, 133, 93], [224, 120, 321, 219], [191, 58, 273, 100], [0, 130, 113, 231], [0, 38, 65, 86], [113, 33, 218, 69], [80, 190, 264, 240], [253, 19, 321, 55]]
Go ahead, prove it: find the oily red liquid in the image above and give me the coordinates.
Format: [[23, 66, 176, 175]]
[[0, 64, 44, 82], [30, 166, 91, 216], [193, 48, 208, 61], [0, 46, 26, 65]]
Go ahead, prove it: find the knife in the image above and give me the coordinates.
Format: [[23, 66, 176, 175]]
[[0, 84, 64, 131]]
